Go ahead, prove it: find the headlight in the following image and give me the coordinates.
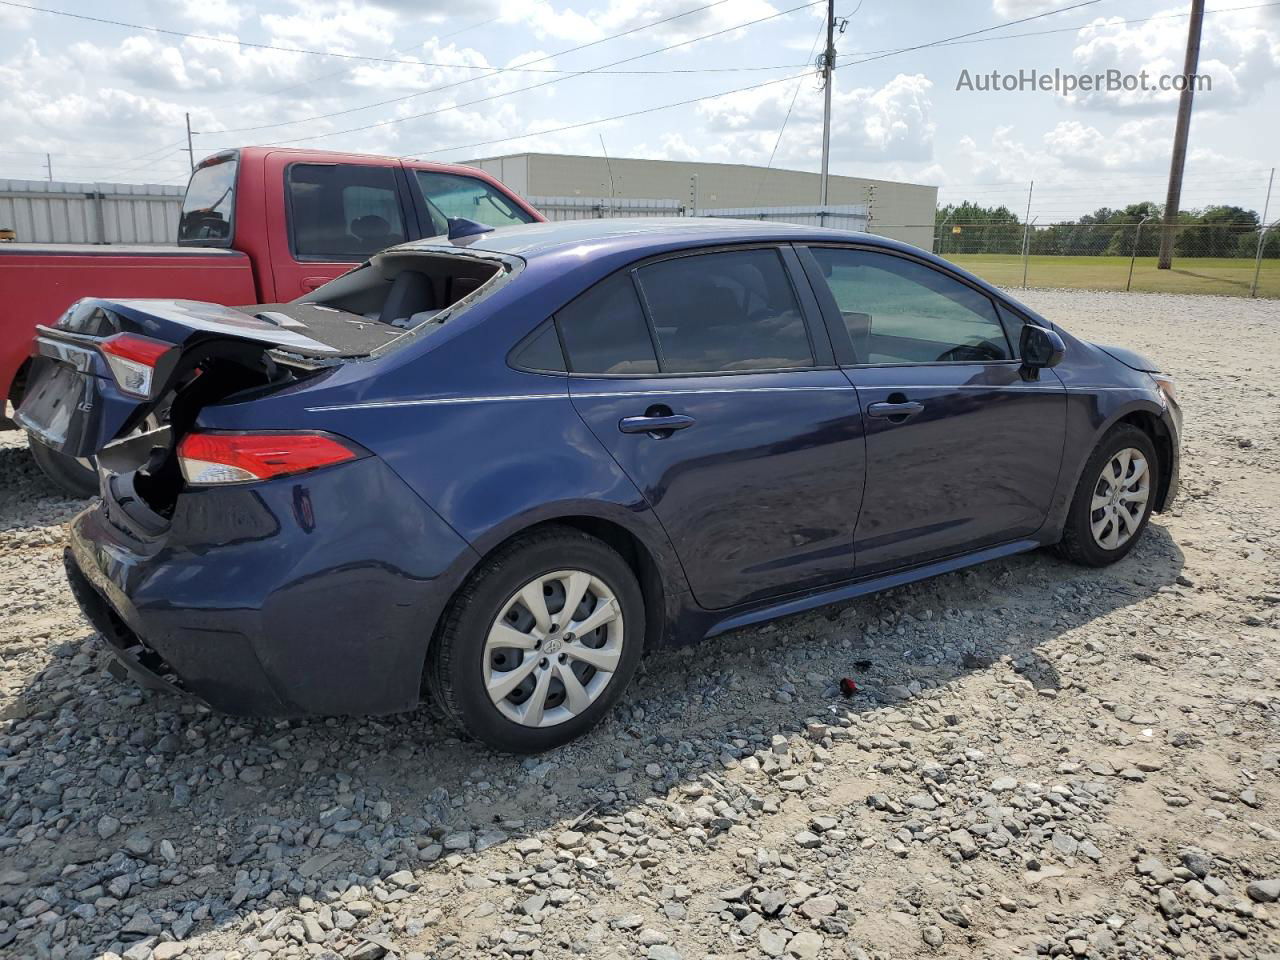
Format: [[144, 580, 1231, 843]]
[[1152, 374, 1177, 405]]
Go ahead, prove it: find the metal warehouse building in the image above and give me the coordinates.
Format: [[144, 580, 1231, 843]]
[[464, 153, 939, 251]]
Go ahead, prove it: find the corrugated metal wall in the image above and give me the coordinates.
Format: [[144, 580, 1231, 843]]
[[0, 179, 182, 244]]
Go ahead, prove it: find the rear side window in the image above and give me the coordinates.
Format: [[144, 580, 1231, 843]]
[[413, 171, 535, 237], [635, 249, 812, 373], [288, 163, 408, 261], [178, 158, 237, 245], [556, 274, 659, 375]]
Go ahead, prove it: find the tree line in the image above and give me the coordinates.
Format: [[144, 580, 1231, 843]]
[[934, 201, 1279, 258]]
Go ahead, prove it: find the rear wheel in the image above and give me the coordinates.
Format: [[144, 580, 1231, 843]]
[[427, 527, 644, 753], [1057, 424, 1157, 567], [27, 435, 98, 498]]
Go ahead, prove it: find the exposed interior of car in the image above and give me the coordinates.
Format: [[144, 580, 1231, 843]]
[[252, 251, 507, 353]]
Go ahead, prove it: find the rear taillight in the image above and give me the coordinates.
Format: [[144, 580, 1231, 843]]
[[177, 432, 363, 485], [98, 333, 172, 397]]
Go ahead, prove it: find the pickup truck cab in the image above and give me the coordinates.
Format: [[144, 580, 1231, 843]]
[[0, 146, 543, 493]]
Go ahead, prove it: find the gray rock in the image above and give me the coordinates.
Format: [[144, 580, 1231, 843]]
[[1246, 879, 1280, 903], [787, 930, 824, 959]]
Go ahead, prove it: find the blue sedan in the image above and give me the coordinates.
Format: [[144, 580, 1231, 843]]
[[20, 218, 1181, 752]]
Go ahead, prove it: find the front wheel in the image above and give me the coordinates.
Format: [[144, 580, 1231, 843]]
[[1056, 424, 1158, 567], [426, 526, 645, 753], [27, 435, 98, 498]]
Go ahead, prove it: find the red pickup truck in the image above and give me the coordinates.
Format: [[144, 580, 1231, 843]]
[[1, 146, 543, 493]]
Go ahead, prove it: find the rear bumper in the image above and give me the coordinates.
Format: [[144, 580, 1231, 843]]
[[66, 456, 478, 716]]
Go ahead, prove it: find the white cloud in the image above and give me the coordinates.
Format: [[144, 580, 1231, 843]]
[[991, 0, 1078, 17], [175, 0, 245, 28], [693, 72, 936, 166], [506, 0, 783, 46], [1067, 6, 1280, 112]]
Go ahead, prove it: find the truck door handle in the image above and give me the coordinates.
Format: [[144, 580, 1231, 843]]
[[301, 276, 329, 292], [619, 414, 695, 436], [867, 400, 924, 420]]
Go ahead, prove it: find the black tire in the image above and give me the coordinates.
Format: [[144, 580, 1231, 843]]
[[1056, 424, 1158, 567], [426, 526, 645, 753], [27, 436, 98, 498]]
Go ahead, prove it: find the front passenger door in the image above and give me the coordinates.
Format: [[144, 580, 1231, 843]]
[[802, 245, 1067, 576]]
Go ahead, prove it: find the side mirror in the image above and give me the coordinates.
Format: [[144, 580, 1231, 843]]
[[1020, 324, 1065, 371]]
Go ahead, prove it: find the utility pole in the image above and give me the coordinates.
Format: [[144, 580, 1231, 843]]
[[1157, 0, 1205, 270], [185, 113, 196, 172], [44, 153, 52, 181], [1020, 180, 1034, 288], [819, 0, 835, 205], [1251, 167, 1274, 298]]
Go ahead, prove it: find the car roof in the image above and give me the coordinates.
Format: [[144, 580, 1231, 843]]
[[398, 217, 921, 261]]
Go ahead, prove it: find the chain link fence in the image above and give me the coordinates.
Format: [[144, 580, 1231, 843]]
[[906, 218, 1279, 298]]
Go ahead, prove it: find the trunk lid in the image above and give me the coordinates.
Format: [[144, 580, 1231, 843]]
[[16, 296, 400, 462]]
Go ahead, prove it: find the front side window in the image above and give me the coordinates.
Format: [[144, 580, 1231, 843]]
[[287, 163, 407, 261], [810, 247, 1011, 364], [635, 249, 812, 373], [556, 273, 659, 375], [413, 171, 535, 236], [178, 158, 237, 245]]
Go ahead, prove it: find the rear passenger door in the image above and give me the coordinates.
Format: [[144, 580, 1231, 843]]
[[800, 245, 1066, 576], [266, 158, 416, 301], [564, 246, 867, 611]]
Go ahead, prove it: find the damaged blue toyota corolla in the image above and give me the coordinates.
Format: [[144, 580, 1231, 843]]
[[19, 218, 1181, 752]]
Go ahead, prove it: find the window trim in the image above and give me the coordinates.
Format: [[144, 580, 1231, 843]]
[[553, 243, 834, 380], [798, 242, 1018, 368], [284, 161, 415, 264]]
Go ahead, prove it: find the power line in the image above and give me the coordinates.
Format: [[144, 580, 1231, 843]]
[[254, 15, 503, 102], [400, 0, 1111, 161], [251, 1, 825, 145], [835, 1, 1280, 59], [751, 14, 834, 205], [211, 1, 816, 137], [0, 0, 733, 71]]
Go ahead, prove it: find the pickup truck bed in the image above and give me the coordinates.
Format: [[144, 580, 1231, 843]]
[[0, 244, 257, 426]]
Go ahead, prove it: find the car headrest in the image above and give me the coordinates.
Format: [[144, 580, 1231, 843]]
[[351, 215, 392, 243], [379, 270, 435, 325]]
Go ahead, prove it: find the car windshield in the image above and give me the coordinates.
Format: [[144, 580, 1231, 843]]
[[413, 170, 534, 237], [178, 158, 237, 245]]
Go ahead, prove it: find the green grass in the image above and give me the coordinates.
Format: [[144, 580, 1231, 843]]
[[944, 254, 1280, 299]]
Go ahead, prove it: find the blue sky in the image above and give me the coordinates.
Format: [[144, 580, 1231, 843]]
[[0, 0, 1276, 220]]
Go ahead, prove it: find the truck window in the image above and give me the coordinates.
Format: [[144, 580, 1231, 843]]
[[413, 171, 535, 236], [287, 163, 408, 262], [178, 158, 237, 245]]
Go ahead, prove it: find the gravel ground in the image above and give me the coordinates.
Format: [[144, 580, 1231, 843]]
[[1, 288, 1278, 960]]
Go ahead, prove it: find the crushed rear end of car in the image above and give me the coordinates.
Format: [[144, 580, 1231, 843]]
[[20, 246, 512, 714]]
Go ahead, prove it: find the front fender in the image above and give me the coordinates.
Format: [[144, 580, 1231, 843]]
[[1043, 392, 1171, 538]]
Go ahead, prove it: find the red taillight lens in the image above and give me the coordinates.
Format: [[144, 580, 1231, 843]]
[[98, 333, 172, 397], [177, 432, 363, 485]]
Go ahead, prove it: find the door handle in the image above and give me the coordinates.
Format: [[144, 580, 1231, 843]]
[[619, 414, 695, 435], [867, 400, 924, 420], [301, 276, 329, 292]]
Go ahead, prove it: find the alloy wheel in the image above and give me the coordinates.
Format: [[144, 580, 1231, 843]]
[[1089, 447, 1151, 550], [483, 569, 624, 728]]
